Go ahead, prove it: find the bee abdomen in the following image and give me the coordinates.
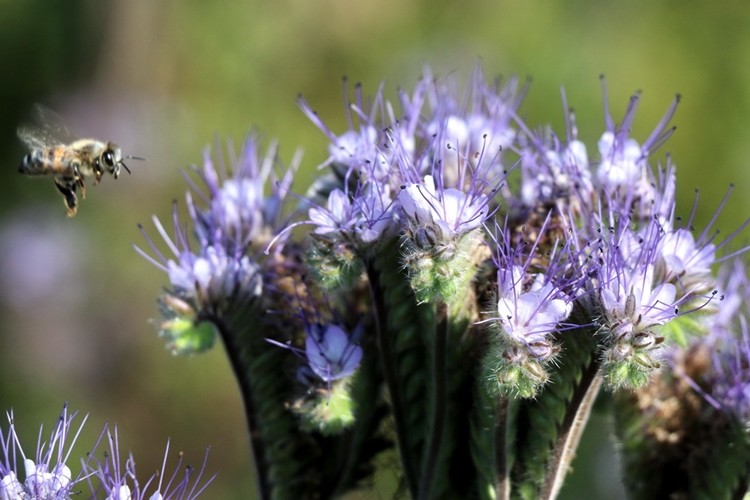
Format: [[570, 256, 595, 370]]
[[18, 149, 67, 176], [19, 150, 47, 175]]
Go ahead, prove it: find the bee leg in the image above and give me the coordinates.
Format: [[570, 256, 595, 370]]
[[76, 177, 87, 198], [54, 178, 78, 217], [92, 161, 103, 184]]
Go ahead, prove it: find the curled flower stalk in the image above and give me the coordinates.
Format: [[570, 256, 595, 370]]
[[136, 138, 318, 499]]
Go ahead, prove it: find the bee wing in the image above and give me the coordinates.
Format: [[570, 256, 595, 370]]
[[31, 104, 74, 142], [17, 125, 59, 150], [17, 104, 74, 150]]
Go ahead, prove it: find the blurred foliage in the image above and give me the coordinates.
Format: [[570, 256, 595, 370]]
[[1, 1, 749, 498]]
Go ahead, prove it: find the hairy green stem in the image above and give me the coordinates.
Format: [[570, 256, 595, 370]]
[[539, 365, 603, 500], [324, 334, 388, 498], [208, 313, 269, 500], [495, 397, 511, 500], [366, 261, 419, 496], [418, 303, 449, 500]]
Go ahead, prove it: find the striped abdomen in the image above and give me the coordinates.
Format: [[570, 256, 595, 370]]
[[19, 148, 76, 177]]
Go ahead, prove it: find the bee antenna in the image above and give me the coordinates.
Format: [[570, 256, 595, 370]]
[[121, 155, 144, 175]]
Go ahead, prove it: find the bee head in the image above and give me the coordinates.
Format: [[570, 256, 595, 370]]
[[101, 143, 129, 179]]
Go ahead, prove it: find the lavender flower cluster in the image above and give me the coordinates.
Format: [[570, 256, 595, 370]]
[[134, 65, 750, 498]]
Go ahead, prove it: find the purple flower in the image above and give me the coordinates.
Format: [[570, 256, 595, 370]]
[[658, 228, 715, 281], [307, 184, 395, 245], [187, 138, 297, 253], [167, 245, 262, 306], [422, 65, 522, 166], [136, 141, 291, 353], [709, 328, 750, 422], [594, 78, 680, 201], [135, 137, 296, 313], [304, 323, 363, 382], [486, 219, 576, 361], [514, 93, 593, 206], [593, 218, 692, 375], [599, 263, 677, 335], [598, 221, 679, 337], [298, 82, 393, 177], [308, 189, 358, 238], [495, 267, 573, 360], [298, 67, 515, 252], [266, 320, 363, 385], [654, 185, 750, 294], [681, 258, 750, 421], [137, 209, 262, 311], [83, 425, 214, 500], [0, 404, 85, 499], [398, 174, 490, 244]]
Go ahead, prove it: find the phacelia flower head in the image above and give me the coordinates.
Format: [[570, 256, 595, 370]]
[[137, 140, 294, 299], [296, 179, 395, 289], [83, 425, 214, 500], [1, 405, 214, 500], [687, 257, 750, 423], [594, 218, 689, 389], [186, 137, 298, 254], [398, 174, 490, 254], [396, 172, 494, 302], [479, 218, 577, 398], [0, 403, 85, 500], [491, 217, 576, 351], [137, 208, 263, 311], [514, 92, 593, 207], [267, 319, 363, 386], [422, 64, 523, 174], [594, 77, 680, 206], [495, 267, 573, 360], [136, 138, 293, 353], [655, 184, 750, 297], [307, 183, 395, 246], [136, 209, 264, 354]]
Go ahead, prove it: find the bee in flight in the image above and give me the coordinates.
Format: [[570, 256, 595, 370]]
[[17, 104, 143, 217]]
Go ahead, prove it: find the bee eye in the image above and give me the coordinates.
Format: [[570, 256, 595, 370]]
[[103, 151, 116, 167]]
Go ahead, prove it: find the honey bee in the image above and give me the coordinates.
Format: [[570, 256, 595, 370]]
[[17, 104, 142, 217]]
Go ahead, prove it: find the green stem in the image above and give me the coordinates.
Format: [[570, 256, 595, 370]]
[[325, 334, 388, 498], [208, 313, 269, 500], [495, 397, 511, 500], [418, 303, 449, 500], [511, 322, 601, 499], [366, 260, 419, 496], [539, 365, 603, 500]]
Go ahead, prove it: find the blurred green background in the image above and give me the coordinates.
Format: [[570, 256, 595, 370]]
[[1, 1, 749, 498]]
